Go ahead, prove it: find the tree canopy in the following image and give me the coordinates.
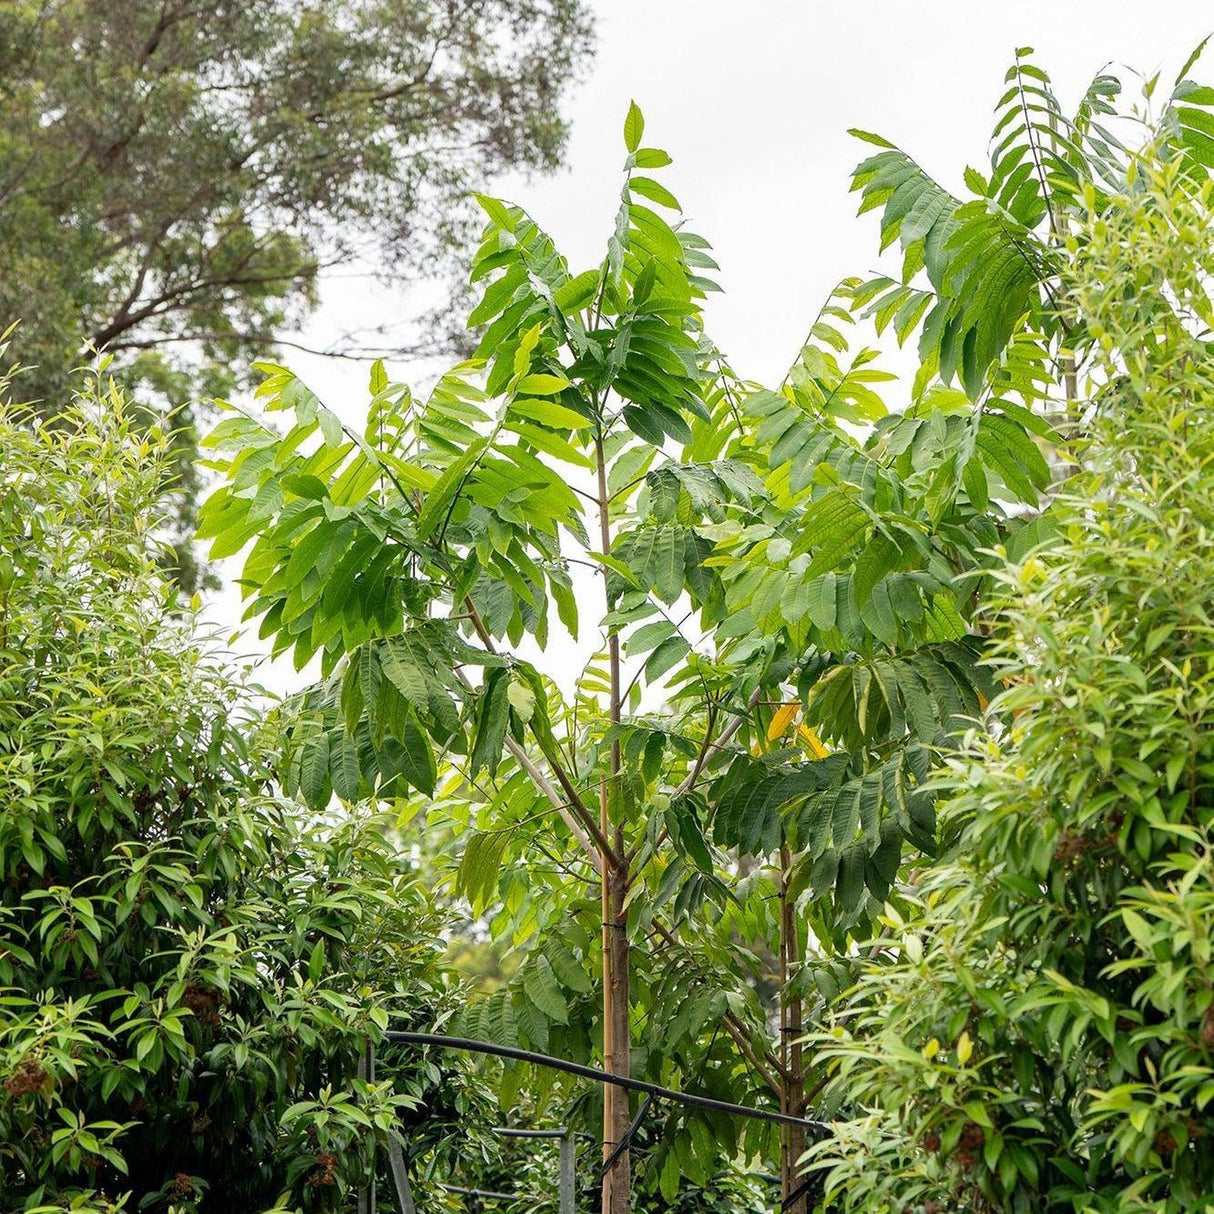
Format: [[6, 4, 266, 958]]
[[198, 45, 1214, 1213], [196, 91, 1055, 1210], [0, 0, 592, 587]]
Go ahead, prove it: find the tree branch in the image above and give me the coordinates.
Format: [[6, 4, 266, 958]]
[[461, 595, 623, 871], [650, 919, 784, 1093], [674, 684, 764, 798]]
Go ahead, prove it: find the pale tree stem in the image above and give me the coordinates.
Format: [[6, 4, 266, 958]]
[[780, 844, 808, 1214], [595, 428, 631, 1214], [1051, 198, 1083, 474], [451, 663, 603, 871]]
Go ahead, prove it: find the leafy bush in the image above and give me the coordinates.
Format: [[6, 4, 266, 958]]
[[0, 359, 476, 1212], [807, 154, 1214, 1211]]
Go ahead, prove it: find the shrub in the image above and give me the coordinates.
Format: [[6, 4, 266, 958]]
[[806, 154, 1214, 1212], [0, 358, 473, 1212]]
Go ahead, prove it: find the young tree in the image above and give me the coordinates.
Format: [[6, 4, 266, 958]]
[[807, 78, 1214, 1214], [0, 356, 484, 1212], [0, 0, 593, 587], [199, 94, 1054, 1208], [199, 107, 730, 1210]]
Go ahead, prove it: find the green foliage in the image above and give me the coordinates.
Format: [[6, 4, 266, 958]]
[[695, 281, 1024, 942], [848, 45, 1214, 404], [807, 151, 1214, 1212], [0, 0, 593, 588], [198, 90, 1058, 1209], [0, 365, 480, 1212]]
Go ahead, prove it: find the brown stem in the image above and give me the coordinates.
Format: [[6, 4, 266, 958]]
[[595, 426, 631, 1214], [600, 781, 617, 1211], [624, 685, 765, 871], [673, 684, 764, 798], [779, 845, 808, 1214]]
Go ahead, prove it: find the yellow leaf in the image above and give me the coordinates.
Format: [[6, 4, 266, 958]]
[[956, 1031, 973, 1066], [922, 1037, 940, 1060], [797, 724, 831, 758], [767, 701, 800, 741]]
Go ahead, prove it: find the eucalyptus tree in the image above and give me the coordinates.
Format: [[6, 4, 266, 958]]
[[0, 0, 592, 589], [198, 100, 1054, 1209]]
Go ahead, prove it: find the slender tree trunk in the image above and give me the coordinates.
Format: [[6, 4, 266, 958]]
[[604, 846, 631, 1214], [779, 845, 808, 1214], [600, 784, 616, 1208], [595, 431, 631, 1214]]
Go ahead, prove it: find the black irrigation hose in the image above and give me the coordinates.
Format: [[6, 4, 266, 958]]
[[440, 1182, 535, 1202], [783, 1174, 822, 1210], [384, 1031, 828, 1136], [491, 1127, 569, 1139], [596, 1093, 653, 1181]]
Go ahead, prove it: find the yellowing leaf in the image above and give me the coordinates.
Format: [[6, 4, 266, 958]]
[[767, 702, 800, 741], [957, 1030, 973, 1066], [797, 724, 831, 758], [922, 1037, 940, 1060]]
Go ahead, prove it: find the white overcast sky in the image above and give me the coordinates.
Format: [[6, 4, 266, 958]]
[[206, 0, 1214, 689], [289, 0, 1214, 399]]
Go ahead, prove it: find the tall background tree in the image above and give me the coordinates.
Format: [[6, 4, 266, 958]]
[[0, 0, 592, 587]]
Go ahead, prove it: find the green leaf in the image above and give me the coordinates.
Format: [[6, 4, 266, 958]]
[[417, 438, 486, 540], [645, 635, 691, 682], [546, 939, 592, 994], [394, 709, 437, 796], [469, 669, 511, 779], [510, 397, 591, 430], [849, 127, 897, 149], [517, 373, 573, 396], [330, 734, 362, 801], [633, 148, 672, 169], [506, 676, 536, 723], [836, 844, 866, 911], [369, 358, 388, 395], [624, 101, 645, 153], [459, 831, 509, 915], [298, 730, 332, 810], [523, 955, 569, 1024], [554, 269, 602, 313], [630, 176, 679, 211]]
